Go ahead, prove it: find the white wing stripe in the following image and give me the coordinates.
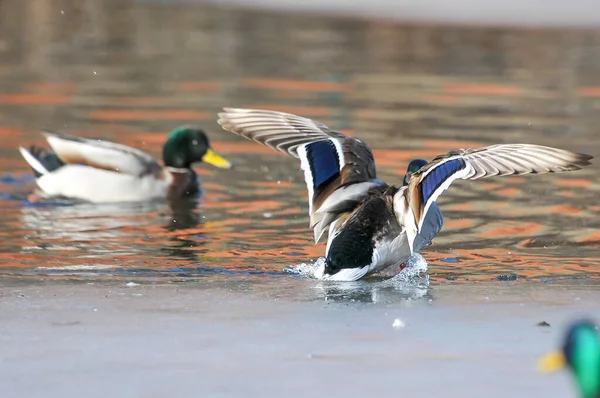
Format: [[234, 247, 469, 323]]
[[19, 147, 48, 176], [418, 166, 470, 232], [328, 137, 345, 171], [297, 144, 315, 215]]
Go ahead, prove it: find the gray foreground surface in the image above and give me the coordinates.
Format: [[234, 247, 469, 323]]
[[2, 279, 599, 398]]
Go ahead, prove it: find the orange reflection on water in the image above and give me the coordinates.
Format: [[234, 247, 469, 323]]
[[0, 0, 598, 284], [478, 222, 545, 239], [0, 94, 71, 105], [441, 83, 521, 96], [241, 78, 353, 93]]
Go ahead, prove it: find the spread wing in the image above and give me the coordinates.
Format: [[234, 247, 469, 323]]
[[217, 108, 385, 242], [407, 143, 593, 232], [43, 130, 163, 177]]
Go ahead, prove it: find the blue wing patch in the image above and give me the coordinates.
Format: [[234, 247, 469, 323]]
[[420, 158, 466, 204], [305, 140, 342, 190]]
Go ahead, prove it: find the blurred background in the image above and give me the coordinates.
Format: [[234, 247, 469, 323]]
[[2, 3, 600, 398], [0, 0, 599, 281]]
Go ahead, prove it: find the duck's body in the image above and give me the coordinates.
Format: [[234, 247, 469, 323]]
[[313, 183, 443, 280], [540, 320, 600, 398], [31, 162, 186, 203], [19, 127, 232, 203], [217, 108, 592, 281]]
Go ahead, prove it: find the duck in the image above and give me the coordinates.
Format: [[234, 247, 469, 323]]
[[18, 126, 232, 203], [539, 320, 600, 398], [217, 107, 593, 281]]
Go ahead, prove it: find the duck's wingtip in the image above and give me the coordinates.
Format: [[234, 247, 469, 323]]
[[217, 108, 236, 123], [216, 114, 230, 129], [41, 129, 70, 142], [221, 107, 250, 114], [217, 108, 255, 130], [572, 152, 593, 169], [18, 145, 49, 176]]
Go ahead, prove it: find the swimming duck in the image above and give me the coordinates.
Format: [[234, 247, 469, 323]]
[[217, 108, 592, 281], [19, 126, 232, 203], [539, 320, 600, 398]]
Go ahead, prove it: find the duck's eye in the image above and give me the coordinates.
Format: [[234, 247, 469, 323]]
[[192, 140, 198, 145]]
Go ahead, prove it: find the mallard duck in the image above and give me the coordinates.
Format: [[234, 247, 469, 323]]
[[217, 108, 593, 281], [18, 126, 232, 203], [539, 320, 600, 398]]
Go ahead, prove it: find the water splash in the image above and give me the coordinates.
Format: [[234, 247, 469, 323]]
[[283, 254, 428, 285], [374, 253, 430, 293], [283, 257, 326, 278], [389, 253, 429, 283]]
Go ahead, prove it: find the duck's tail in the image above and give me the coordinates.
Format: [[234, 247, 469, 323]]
[[18, 146, 64, 178]]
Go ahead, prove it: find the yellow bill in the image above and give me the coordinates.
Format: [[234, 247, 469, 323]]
[[538, 351, 566, 373], [202, 149, 232, 169]]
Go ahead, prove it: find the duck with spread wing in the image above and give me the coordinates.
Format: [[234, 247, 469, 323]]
[[217, 108, 592, 281]]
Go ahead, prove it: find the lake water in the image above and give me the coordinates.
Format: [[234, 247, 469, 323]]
[[1, 1, 600, 397]]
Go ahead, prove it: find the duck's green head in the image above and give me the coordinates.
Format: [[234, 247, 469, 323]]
[[163, 126, 232, 170], [539, 320, 600, 398], [403, 159, 428, 186]]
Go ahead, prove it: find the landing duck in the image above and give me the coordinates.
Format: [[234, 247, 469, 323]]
[[217, 108, 592, 281], [19, 126, 232, 203], [540, 320, 600, 398]]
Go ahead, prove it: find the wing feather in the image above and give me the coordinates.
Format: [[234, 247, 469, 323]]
[[218, 108, 382, 242], [43, 130, 162, 177], [217, 108, 345, 157], [410, 143, 592, 231]]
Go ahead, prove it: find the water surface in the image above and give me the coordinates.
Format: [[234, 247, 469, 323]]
[[0, 0, 599, 285]]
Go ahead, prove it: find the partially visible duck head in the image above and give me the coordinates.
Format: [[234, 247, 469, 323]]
[[539, 319, 600, 398], [163, 126, 233, 170], [403, 159, 428, 186]]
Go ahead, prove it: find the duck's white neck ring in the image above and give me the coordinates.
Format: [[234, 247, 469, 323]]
[[166, 166, 190, 173]]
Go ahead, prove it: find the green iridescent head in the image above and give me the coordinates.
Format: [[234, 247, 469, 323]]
[[540, 320, 600, 398], [403, 159, 428, 186], [162, 126, 232, 170]]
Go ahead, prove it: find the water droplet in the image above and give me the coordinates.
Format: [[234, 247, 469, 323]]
[[392, 318, 405, 329]]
